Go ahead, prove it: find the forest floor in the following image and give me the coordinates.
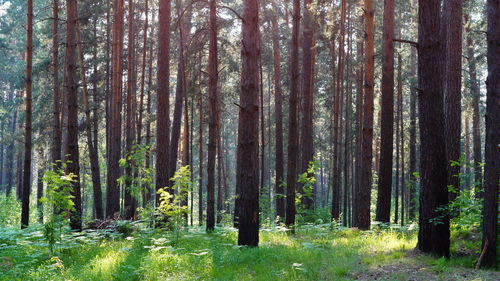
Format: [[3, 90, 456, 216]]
[[0, 224, 498, 280]]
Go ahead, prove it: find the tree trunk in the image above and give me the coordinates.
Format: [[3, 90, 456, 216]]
[[137, 0, 149, 145], [52, 0, 62, 168], [270, 0, 285, 221], [107, 0, 125, 218], [398, 53, 405, 226], [416, 0, 450, 257], [442, 0, 463, 201], [376, 0, 394, 224], [124, 0, 137, 220], [21, 0, 34, 228], [5, 92, 16, 197], [481, 0, 499, 267], [37, 149, 44, 223], [156, 0, 172, 206], [198, 52, 204, 226], [206, 0, 218, 231], [408, 42, 418, 220], [236, 0, 260, 246], [76, 22, 104, 221], [65, 0, 82, 231], [354, 0, 374, 230], [285, 0, 300, 227]]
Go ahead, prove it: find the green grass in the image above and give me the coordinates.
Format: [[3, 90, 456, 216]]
[[0, 224, 497, 280]]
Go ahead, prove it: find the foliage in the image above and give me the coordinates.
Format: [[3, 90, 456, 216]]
[[0, 193, 21, 227], [118, 144, 154, 203], [157, 166, 191, 243], [296, 161, 319, 224], [39, 162, 77, 254]]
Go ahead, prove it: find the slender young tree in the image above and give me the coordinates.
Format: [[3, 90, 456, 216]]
[[376, 0, 394, 223], [416, 0, 450, 258], [236, 0, 260, 246], [21, 0, 34, 229], [480, 0, 499, 267], [354, 0, 374, 230], [107, 0, 125, 218], [285, 0, 300, 227], [197, 52, 204, 226], [65, 0, 82, 231], [206, 0, 218, 231]]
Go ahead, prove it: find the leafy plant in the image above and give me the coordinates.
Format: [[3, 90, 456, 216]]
[[118, 144, 155, 206], [157, 166, 191, 243], [296, 161, 319, 224], [39, 162, 77, 254]]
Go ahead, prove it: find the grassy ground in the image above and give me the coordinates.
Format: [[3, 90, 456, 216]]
[[0, 224, 498, 280]]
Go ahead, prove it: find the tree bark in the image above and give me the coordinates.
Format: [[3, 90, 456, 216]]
[[416, 0, 450, 257], [52, 0, 62, 168], [408, 42, 418, 220], [376, 0, 394, 224], [481, 0, 499, 267], [285, 0, 300, 227], [236, 0, 260, 246]]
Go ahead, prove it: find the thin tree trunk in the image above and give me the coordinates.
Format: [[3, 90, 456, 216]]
[[398, 53, 405, 226], [236, 0, 260, 246], [21, 0, 34, 228], [137, 0, 149, 145], [5, 92, 16, 197], [52, 0, 62, 168], [408, 42, 418, 220], [198, 52, 204, 226], [37, 149, 44, 223]]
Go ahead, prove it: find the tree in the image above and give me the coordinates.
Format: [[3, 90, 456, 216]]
[[285, 0, 300, 227], [354, 0, 374, 231], [270, 0, 285, 220], [156, 0, 172, 205], [376, 0, 394, 224], [65, 0, 82, 231], [21, 0, 34, 229], [206, 0, 218, 231], [107, 0, 125, 218], [480, 0, 499, 267], [52, 0, 61, 167], [416, 0, 450, 257], [236, 0, 260, 246]]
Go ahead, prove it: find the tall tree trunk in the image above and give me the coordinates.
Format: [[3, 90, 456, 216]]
[[206, 0, 218, 231], [21, 0, 34, 228], [52, 0, 62, 168], [5, 92, 16, 197], [271, 0, 285, 221], [124, 0, 137, 220], [76, 22, 103, 221], [353, 24, 364, 224], [156, 0, 172, 206], [416, 0, 450, 257], [216, 126, 223, 224], [354, 0, 374, 230], [65, 0, 82, 231], [285, 0, 300, 227], [198, 52, 204, 225], [397, 53, 405, 226], [299, 0, 315, 210], [107, 0, 125, 218], [36, 149, 44, 223], [464, 113, 471, 187], [236, 0, 260, 246], [442, 0, 463, 201], [408, 43, 418, 220], [481, 0, 499, 267], [137, 0, 149, 145], [376, 0, 394, 224]]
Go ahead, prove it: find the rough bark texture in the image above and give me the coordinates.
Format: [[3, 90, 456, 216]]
[[481, 0, 499, 267], [21, 0, 34, 228], [156, 0, 172, 204], [376, 0, 394, 223], [206, 0, 218, 231], [416, 0, 450, 257], [271, 0, 285, 220], [107, 0, 125, 218], [65, 0, 82, 231], [285, 0, 300, 227], [442, 0, 463, 201], [354, 0, 374, 231], [236, 0, 260, 246]]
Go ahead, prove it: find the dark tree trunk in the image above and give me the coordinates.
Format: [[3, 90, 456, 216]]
[[76, 22, 104, 221], [397, 53, 405, 226], [271, 0, 285, 221], [137, 0, 149, 145], [156, 0, 171, 206], [442, 0, 463, 201], [37, 149, 44, 224], [206, 0, 218, 231], [353, 23, 364, 224], [107, 0, 125, 218], [236, 0, 260, 246], [416, 0, 450, 257], [481, 0, 499, 267], [198, 53, 204, 226], [65, 0, 82, 231], [21, 0, 34, 228], [354, 0, 374, 230], [408, 43, 418, 220], [376, 0, 394, 224], [285, 0, 300, 227], [124, 0, 137, 220], [5, 92, 16, 197], [52, 0, 62, 168]]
